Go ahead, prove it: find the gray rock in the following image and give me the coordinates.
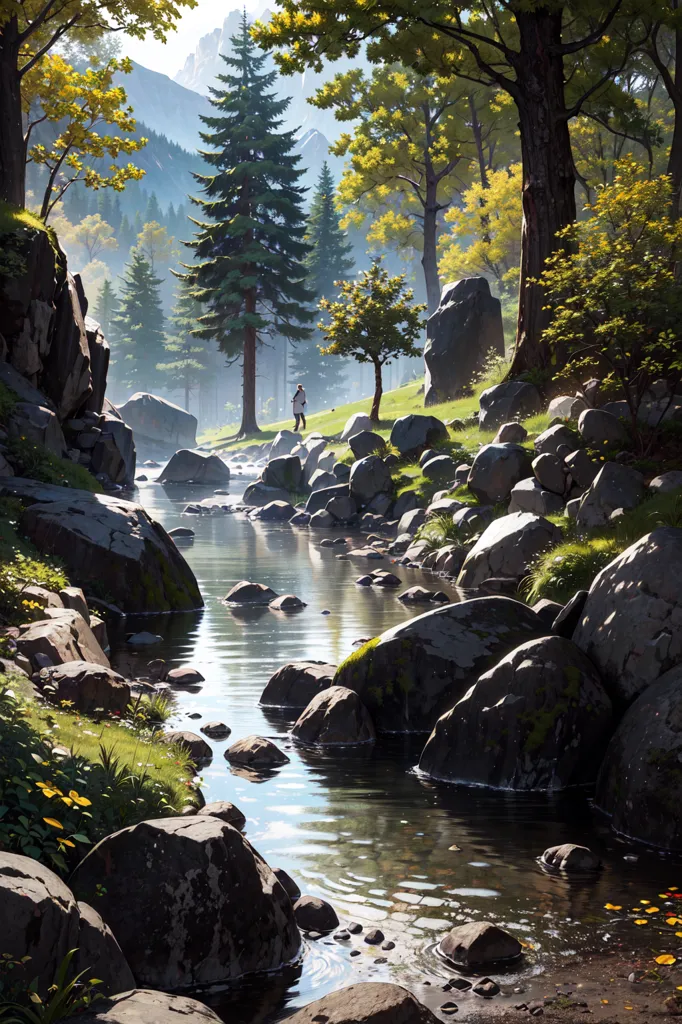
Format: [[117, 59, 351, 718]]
[[439, 921, 522, 967], [333, 462, 351, 482], [251, 500, 296, 522], [508, 478, 565, 516], [419, 447, 438, 467], [269, 429, 302, 459], [575, 463, 644, 528], [454, 463, 471, 487], [200, 722, 231, 739], [118, 393, 197, 451], [398, 586, 436, 604], [493, 422, 527, 444], [573, 527, 682, 704], [389, 414, 448, 455], [478, 381, 541, 429], [283, 983, 439, 1024], [335, 597, 545, 732], [166, 665, 205, 684], [457, 512, 562, 588], [293, 896, 339, 933], [93, 412, 136, 487], [64, 989, 222, 1024], [75, 902, 135, 995], [273, 868, 300, 901], [126, 631, 162, 645], [596, 664, 682, 850], [69, 817, 299, 988], [548, 395, 587, 420], [541, 844, 601, 872], [8, 401, 65, 456], [305, 484, 349, 516], [422, 455, 456, 481], [566, 497, 581, 519], [163, 731, 213, 765], [403, 539, 432, 562], [427, 498, 465, 517], [307, 468, 337, 492], [303, 438, 328, 484], [365, 492, 392, 516], [532, 453, 566, 495], [59, 586, 90, 623], [269, 594, 306, 611], [16, 609, 109, 670], [468, 443, 532, 504], [564, 448, 598, 490], [38, 661, 129, 714], [326, 494, 356, 521], [551, 590, 588, 638], [224, 735, 290, 768], [0, 853, 79, 997], [349, 455, 393, 505], [578, 407, 627, 446], [262, 455, 302, 492], [341, 412, 374, 441], [531, 598, 564, 628], [224, 581, 278, 605], [533, 424, 577, 455], [242, 482, 291, 507], [649, 470, 682, 494], [292, 686, 376, 746], [290, 511, 311, 526], [198, 801, 245, 829], [424, 278, 504, 405], [349, 430, 384, 459], [159, 449, 230, 486], [419, 636, 612, 790], [309, 509, 335, 528]]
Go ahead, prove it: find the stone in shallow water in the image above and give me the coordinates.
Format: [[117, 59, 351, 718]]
[[126, 631, 163, 645], [439, 921, 522, 967], [224, 735, 289, 768], [364, 928, 384, 944], [273, 868, 301, 901], [166, 666, 205, 685], [269, 594, 306, 611], [541, 843, 601, 872], [200, 721, 231, 739], [293, 895, 339, 933], [223, 581, 278, 606]]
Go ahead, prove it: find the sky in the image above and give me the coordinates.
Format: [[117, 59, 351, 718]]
[[124, 0, 266, 78]]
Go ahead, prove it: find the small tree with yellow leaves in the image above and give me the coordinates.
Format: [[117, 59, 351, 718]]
[[319, 258, 425, 422]]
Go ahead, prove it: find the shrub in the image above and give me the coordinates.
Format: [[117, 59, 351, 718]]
[[4, 438, 102, 492], [521, 537, 622, 604], [416, 512, 471, 553], [0, 948, 102, 1024], [0, 552, 69, 625]]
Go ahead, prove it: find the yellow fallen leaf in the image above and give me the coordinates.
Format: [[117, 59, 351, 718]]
[[676, 933, 682, 938], [655, 954, 676, 966], [604, 903, 622, 911], [646, 907, 660, 913], [632, 907, 642, 912], [634, 919, 649, 925], [677, 986, 682, 991], [670, 887, 679, 892], [601, 999, 609, 1005], [641, 899, 651, 905], [666, 918, 682, 926]]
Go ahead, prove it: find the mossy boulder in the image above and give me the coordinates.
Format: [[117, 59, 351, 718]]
[[419, 636, 613, 790], [334, 597, 546, 733]]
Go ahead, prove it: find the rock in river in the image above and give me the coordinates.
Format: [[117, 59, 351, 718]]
[[224, 581, 279, 606], [162, 731, 213, 765], [292, 686, 376, 746], [418, 636, 613, 790], [334, 597, 545, 733], [159, 449, 230, 486], [439, 921, 521, 968], [541, 843, 601, 872], [284, 983, 439, 1024], [69, 816, 300, 988], [260, 661, 336, 709], [0, 478, 202, 613], [224, 735, 290, 768], [293, 895, 339, 933]]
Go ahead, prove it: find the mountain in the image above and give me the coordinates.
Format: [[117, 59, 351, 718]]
[[115, 61, 210, 154]]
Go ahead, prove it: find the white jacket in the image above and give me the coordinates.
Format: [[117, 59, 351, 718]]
[[292, 389, 306, 413]]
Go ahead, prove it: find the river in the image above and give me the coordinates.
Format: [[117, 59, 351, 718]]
[[110, 470, 682, 1022]]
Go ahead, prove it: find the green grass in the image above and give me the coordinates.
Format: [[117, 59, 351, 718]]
[[0, 201, 47, 237], [5, 437, 102, 492]]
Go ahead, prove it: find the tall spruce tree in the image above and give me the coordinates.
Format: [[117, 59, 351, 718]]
[[112, 251, 165, 393], [158, 282, 210, 411], [289, 161, 354, 403], [185, 13, 314, 436], [94, 279, 118, 340]]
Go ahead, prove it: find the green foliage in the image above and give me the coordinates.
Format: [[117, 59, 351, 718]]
[[4, 438, 102, 492], [126, 693, 173, 731], [0, 383, 18, 424], [0, 949, 103, 1024], [319, 258, 426, 421], [540, 158, 682, 449], [0, 552, 68, 624], [415, 512, 469, 553], [0, 684, 194, 875], [111, 250, 165, 392], [157, 281, 210, 404], [521, 537, 622, 604], [92, 279, 118, 339]]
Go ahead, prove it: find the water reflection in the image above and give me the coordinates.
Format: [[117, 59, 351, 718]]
[[110, 476, 682, 1020]]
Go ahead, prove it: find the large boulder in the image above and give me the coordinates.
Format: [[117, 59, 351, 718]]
[[649, 470, 682, 494], [348, 430, 384, 459], [250, 500, 296, 522], [8, 401, 65, 456], [16, 609, 109, 670], [302, 438, 328, 485], [340, 412, 373, 441], [478, 381, 541, 429], [533, 423, 577, 456], [63, 990, 222, 1024], [439, 921, 521, 968], [69, 816, 301, 988], [42, 273, 92, 419], [224, 735, 289, 768], [596, 665, 682, 851], [424, 278, 504, 405], [508, 478, 565, 516], [573, 528, 682, 705], [308, 468, 338, 491], [224, 580, 278, 605], [96, 409, 136, 486], [349, 455, 393, 505], [419, 636, 612, 790], [578, 407, 628, 446], [159, 450, 230, 486], [467, 443, 532, 504], [260, 661, 336, 708], [305, 483, 349, 515], [0, 853, 79, 996], [118, 393, 197, 452], [270, 429, 302, 460], [0, 479, 202, 613], [284, 984, 439, 1024], [334, 597, 545, 732], [243, 482, 291, 507], [457, 512, 562, 588], [162, 731, 213, 765], [292, 686, 376, 746], [390, 414, 448, 455], [38, 661, 130, 714], [262, 454, 302, 492], [575, 463, 644, 528], [74, 902, 135, 995], [422, 454, 456, 482]]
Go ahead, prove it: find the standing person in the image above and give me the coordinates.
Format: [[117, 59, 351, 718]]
[[292, 383, 307, 431]]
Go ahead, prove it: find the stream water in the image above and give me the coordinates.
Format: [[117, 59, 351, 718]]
[[110, 471, 682, 1023]]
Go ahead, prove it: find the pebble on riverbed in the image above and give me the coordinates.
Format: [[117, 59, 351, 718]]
[[347, 922, 363, 934], [364, 929, 384, 944]]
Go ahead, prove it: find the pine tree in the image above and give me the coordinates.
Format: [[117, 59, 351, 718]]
[[94, 279, 118, 339], [111, 196, 123, 232], [289, 161, 355, 404], [184, 13, 314, 437], [112, 251, 166, 393], [145, 193, 162, 224], [119, 214, 135, 251], [158, 282, 210, 410]]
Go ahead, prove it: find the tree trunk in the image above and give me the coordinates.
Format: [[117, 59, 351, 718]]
[[509, 8, 577, 375], [422, 198, 441, 316], [469, 94, 489, 190], [184, 376, 190, 412], [239, 289, 260, 436], [0, 18, 26, 208], [667, 26, 682, 220], [370, 359, 383, 422]]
